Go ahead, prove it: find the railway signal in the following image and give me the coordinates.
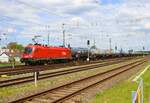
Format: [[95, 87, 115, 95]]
[[87, 40, 90, 62], [87, 40, 90, 46]]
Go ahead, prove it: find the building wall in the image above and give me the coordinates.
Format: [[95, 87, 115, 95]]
[[0, 54, 9, 63], [14, 57, 20, 62]]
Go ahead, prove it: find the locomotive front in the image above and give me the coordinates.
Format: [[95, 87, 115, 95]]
[[20, 45, 35, 65]]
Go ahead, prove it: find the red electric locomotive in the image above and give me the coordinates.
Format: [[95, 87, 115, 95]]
[[21, 44, 72, 65]]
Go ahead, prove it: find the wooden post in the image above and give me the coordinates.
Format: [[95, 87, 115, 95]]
[[34, 72, 38, 87]]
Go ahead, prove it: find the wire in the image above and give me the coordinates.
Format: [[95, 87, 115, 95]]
[[13, 0, 69, 19], [0, 15, 44, 26]]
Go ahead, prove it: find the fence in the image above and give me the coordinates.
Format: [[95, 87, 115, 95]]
[[132, 79, 143, 103]]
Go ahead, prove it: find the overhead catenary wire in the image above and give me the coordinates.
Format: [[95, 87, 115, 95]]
[[12, 0, 69, 19]]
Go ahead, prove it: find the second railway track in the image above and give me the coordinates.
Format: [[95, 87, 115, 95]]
[[0, 57, 138, 75]]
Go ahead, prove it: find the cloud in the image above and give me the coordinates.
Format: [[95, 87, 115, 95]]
[[0, 0, 150, 50]]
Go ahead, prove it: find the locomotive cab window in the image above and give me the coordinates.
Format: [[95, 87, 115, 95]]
[[24, 47, 32, 54]]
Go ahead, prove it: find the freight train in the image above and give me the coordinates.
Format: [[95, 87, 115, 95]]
[[21, 44, 143, 65]]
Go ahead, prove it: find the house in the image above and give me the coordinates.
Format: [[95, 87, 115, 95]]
[[0, 52, 10, 63], [0, 48, 9, 54]]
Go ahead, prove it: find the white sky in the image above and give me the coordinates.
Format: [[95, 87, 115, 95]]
[[0, 0, 150, 52]]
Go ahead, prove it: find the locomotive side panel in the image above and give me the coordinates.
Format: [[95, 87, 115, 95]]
[[48, 47, 72, 59], [27, 46, 72, 60]]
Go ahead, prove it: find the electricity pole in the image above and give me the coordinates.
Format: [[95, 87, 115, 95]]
[[0, 38, 1, 49], [94, 39, 96, 47], [3, 33, 7, 47], [62, 23, 65, 47], [142, 46, 145, 57], [109, 38, 112, 54], [48, 33, 50, 46], [47, 25, 50, 46], [115, 45, 117, 53]]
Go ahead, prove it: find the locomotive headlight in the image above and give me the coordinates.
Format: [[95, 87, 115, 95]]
[[29, 55, 33, 58], [62, 51, 66, 56], [24, 55, 28, 58], [24, 55, 32, 58]]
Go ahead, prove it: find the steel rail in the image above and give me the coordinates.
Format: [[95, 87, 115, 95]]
[[0, 57, 136, 75]]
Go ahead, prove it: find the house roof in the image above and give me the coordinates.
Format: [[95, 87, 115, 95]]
[[0, 52, 10, 57]]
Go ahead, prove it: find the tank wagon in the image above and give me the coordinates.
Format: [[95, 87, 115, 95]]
[[71, 47, 89, 61]]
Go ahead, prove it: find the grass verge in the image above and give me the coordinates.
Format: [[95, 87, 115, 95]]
[[0, 63, 24, 67], [89, 61, 150, 103]]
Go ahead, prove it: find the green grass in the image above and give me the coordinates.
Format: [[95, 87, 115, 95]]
[[0, 63, 12, 67], [90, 80, 138, 103], [90, 62, 150, 103], [0, 63, 24, 67], [142, 66, 150, 103]]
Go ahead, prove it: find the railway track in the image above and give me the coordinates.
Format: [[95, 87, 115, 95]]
[[0, 58, 133, 87], [0, 57, 138, 75], [9, 58, 147, 103]]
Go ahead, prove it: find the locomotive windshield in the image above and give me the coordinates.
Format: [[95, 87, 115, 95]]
[[24, 47, 32, 54]]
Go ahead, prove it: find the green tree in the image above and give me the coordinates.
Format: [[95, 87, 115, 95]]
[[7, 42, 24, 53]]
